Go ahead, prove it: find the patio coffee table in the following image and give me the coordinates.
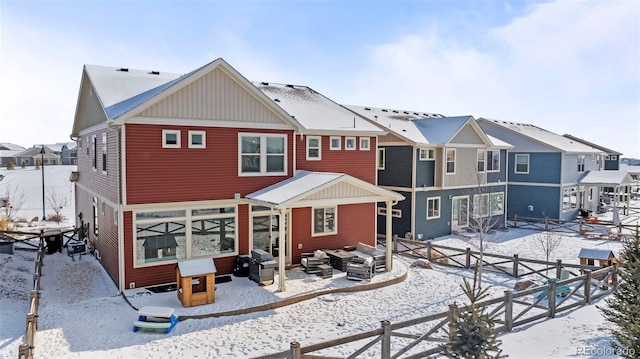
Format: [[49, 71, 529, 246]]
[[323, 249, 357, 272]]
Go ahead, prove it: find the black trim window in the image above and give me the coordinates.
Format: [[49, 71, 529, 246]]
[[91, 135, 97, 170], [102, 133, 107, 173]]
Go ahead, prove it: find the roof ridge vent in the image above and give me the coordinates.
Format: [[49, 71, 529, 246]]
[[392, 110, 398, 113], [381, 109, 388, 112], [364, 107, 371, 111], [261, 82, 269, 86], [286, 84, 294, 88], [274, 98, 281, 102], [149, 71, 160, 75], [117, 68, 129, 72]]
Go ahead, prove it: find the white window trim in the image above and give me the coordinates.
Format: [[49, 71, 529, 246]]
[[377, 207, 402, 218], [238, 133, 287, 176], [446, 149, 456, 174], [311, 206, 337, 237], [477, 149, 486, 173], [490, 192, 504, 216], [330, 136, 341, 150], [487, 150, 500, 172], [427, 196, 441, 219], [188, 130, 206, 149], [162, 130, 181, 148], [359, 137, 370, 151], [419, 148, 435, 161], [113, 208, 118, 226], [306, 136, 322, 160], [345, 137, 356, 150], [610, 155, 617, 160], [514, 154, 530, 174], [101, 133, 107, 174], [133, 204, 239, 268], [378, 148, 386, 170]]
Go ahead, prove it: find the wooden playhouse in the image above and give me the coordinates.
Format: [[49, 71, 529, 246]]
[[176, 258, 217, 307], [577, 248, 617, 268]]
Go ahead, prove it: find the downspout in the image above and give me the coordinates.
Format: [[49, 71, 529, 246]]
[[503, 149, 509, 228], [108, 121, 125, 292], [411, 145, 417, 238], [385, 200, 398, 271]]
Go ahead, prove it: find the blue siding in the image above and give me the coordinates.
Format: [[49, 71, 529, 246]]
[[415, 154, 436, 187], [378, 146, 413, 188], [507, 184, 560, 219], [377, 191, 412, 237], [604, 159, 619, 170], [414, 185, 507, 240], [487, 149, 508, 183], [509, 152, 561, 184]]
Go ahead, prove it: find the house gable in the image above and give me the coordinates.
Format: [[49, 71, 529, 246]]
[[139, 67, 290, 128], [449, 123, 486, 146], [72, 72, 110, 137]]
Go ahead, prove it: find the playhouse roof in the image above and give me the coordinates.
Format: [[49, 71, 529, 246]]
[[578, 248, 616, 260], [177, 258, 217, 277]]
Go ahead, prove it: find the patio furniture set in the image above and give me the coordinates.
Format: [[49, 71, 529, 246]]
[[301, 242, 386, 281]]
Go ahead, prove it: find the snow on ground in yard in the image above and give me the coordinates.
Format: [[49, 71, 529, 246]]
[[1, 165, 636, 358], [0, 231, 627, 359]]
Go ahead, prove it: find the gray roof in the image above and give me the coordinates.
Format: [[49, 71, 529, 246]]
[[254, 83, 383, 134], [578, 170, 634, 186], [578, 248, 615, 260], [84, 65, 184, 119], [563, 134, 622, 155], [177, 258, 217, 277], [478, 118, 604, 154], [346, 105, 483, 145]]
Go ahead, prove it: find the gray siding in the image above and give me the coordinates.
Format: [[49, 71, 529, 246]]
[[443, 147, 485, 187], [450, 124, 485, 145]]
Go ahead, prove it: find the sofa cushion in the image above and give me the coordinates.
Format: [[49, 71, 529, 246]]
[[355, 242, 374, 255], [314, 250, 327, 259]]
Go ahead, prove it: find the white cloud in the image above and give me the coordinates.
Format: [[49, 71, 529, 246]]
[[344, 1, 640, 157]]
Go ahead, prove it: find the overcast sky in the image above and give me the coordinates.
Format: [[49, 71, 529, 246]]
[[1, 0, 639, 158]]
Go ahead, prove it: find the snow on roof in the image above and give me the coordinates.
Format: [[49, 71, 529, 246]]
[[0, 143, 25, 151], [246, 170, 404, 206], [344, 105, 446, 144], [254, 83, 383, 134], [578, 248, 615, 260], [177, 258, 217, 277], [578, 170, 634, 186], [84, 65, 184, 119], [247, 170, 343, 206], [481, 119, 603, 153], [487, 134, 513, 148], [563, 134, 621, 155]]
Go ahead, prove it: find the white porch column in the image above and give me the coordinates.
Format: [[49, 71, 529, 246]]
[[385, 200, 393, 271], [277, 208, 287, 292]]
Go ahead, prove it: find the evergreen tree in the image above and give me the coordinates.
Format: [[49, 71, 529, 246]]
[[599, 233, 640, 358], [442, 266, 506, 358]]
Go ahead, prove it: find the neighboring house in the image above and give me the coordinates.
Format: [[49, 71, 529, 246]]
[[14, 146, 60, 166], [346, 106, 510, 240], [477, 119, 605, 220], [562, 134, 621, 170], [70, 59, 403, 292], [44, 142, 78, 165], [0, 143, 25, 167]]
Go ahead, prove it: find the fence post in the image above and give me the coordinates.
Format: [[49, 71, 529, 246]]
[[544, 217, 549, 231], [512, 254, 519, 278], [584, 270, 592, 304], [555, 259, 562, 279], [579, 219, 583, 235], [290, 341, 301, 359], [426, 241, 432, 261], [504, 290, 513, 332], [381, 320, 391, 359], [513, 214, 518, 228], [465, 248, 471, 269], [448, 304, 458, 343], [393, 235, 398, 254], [548, 280, 557, 318]]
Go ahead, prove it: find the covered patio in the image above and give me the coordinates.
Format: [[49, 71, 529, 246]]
[[579, 170, 635, 216], [246, 170, 405, 292]]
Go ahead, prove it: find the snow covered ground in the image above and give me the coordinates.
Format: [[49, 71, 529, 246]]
[[0, 165, 635, 358]]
